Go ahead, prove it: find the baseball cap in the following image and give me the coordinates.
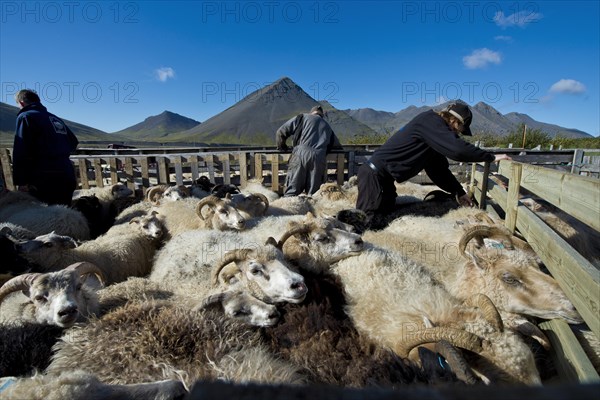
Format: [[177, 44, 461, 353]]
[[447, 103, 473, 136], [310, 105, 324, 115]]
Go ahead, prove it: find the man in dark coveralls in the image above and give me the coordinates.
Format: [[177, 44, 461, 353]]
[[356, 101, 511, 223], [276, 105, 342, 196], [13, 89, 79, 206]]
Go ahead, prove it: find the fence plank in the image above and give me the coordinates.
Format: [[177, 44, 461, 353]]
[[140, 157, 150, 192], [239, 152, 248, 188], [0, 148, 13, 190], [254, 154, 263, 181], [189, 155, 199, 182], [173, 156, 183, 186], [539, 319, 600, 383], [206, 155, 216, 183], [271, 154, 280, 193], [77, 159, 89, 189], [124, 157, 135, 192], [336, 153, 345, 185], [109, 158, 118, 184], [220, 154, 231, 185], [157, 157, 169, 184], [571, 149, 584, 175], [93, 159, 103, 188], [505, 163, 523, 233]]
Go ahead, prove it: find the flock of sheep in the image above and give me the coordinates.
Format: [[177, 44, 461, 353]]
[[0, 174, 597, 400]]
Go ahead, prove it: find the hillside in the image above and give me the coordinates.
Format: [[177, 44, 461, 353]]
[[163, 77, 377, 145], [0, 102, 128, 144], [112, 111, 200, 139], [345, 101, 592, 138]]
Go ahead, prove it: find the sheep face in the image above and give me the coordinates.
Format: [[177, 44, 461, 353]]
[[23, 270, 98, 327], [465, 248, 582, 324], [201, 291, 280, 327], [129, 213, 165, 241], [162, 185, 189, 202], [208, 203, 246, 230], [230, 193, 268, 216], [17, 231, 77, 255], [111, 184, 134, 199], [217, 246, 308, 304]]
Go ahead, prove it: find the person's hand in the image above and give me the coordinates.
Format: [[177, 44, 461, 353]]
[[456, 193, 474, 207], [277, 143, 289, 152], [494, 154, 512, 162]]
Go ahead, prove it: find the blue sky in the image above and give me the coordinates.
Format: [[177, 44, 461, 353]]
[[1, 1, 598, 136]]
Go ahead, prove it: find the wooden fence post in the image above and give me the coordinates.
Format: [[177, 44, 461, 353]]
[[477, 162, 491, 209], [571, 149, 584, 175], [0, 148, 12, 190], [504, 161, 522, 234], [239, 152, 248, 188]]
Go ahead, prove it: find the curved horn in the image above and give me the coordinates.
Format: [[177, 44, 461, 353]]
[[0, 273, 40, 304], [65, 262, 106, 287], [276, 224, 312, 249], [434, 340, 479, 384], [471, 212, 496, 225], [194, 292, 229, 311], [195, 195, 220, 221], [211, 248, 254, 286], [395, 327, 483, 357], [458, 225, 514, 258], [464, 293, 504, 332], [251, 193, 269, 215], [512, 321, 551, 350], [146, 185, 167, 204], [424, 190, 452, 202]]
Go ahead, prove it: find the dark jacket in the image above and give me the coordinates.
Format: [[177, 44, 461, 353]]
[[276, 113, 342, 156], [369, 110, 495, 196], [13, 103, 78, 187]]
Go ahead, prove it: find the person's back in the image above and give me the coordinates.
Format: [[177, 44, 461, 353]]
[[13, 89, 79, 206]]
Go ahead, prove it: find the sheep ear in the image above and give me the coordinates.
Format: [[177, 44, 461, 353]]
[[265, 237, 278, 247], [151, 210, 159, 216], [196, 292, 228, 311]]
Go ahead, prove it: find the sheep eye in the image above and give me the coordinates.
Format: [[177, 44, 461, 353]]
[[76, 283, 83, 291], [314, 234, 329, 242], [219, 209, 228, 215], [502, 273, 520, 286], [232, 309, 250, 317], [250, 267, 264, 276], [34, 295, 46, 303]]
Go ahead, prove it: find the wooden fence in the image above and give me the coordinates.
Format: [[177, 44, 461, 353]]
[[470, 159, 600, 383]]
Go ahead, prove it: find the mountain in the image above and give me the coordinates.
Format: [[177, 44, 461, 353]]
[[164, 77, 377, 145], [345, 101, 593, 138], [504, 112, 590, 138], [0, 102, 128, 144], [112, 111, 200, 139]]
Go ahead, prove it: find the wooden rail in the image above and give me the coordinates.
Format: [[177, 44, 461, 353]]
[[470, 160, 600, 383]]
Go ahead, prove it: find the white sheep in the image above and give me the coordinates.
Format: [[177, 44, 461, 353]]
[[153, 194, 246, 237], [0, 262, 104, 327], [145, 184, 191, 205], [241, 178, 280, 203], [0, 190, 91, 241], [361, 213, 583, 325], [16, 212, 166, 285], [332, 246, 542, 385], [150, 231, 308, 305], [231, 192, 316, 219]]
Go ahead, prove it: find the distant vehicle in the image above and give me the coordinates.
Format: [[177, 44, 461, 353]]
[[107, 143, 137, 149]]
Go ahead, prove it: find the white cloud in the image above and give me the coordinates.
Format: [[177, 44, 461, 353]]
[[549, 79, 586, 94], [494, 35, 513, 42], [494, 10, 543, 28], [154, 67, 175, 82], [462, 48, 502, 69]]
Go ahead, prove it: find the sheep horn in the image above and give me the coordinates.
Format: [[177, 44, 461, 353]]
[[464, 293, 504, 332], [395, 327, 483, 357], [65, 262, 106, 287], [251, 193, 270, 215], [146, 185, 167, 204], [0, 273, 40, 305], [512, 320, 551, 350], [211, 248, 254, 286], [195, 292, 229, 311], [458, 225, 514, 258], [276, 224, 312, 249], [196, 195, 220, 221], [434, 340, 479, 384], [471, 212, 496, 225]]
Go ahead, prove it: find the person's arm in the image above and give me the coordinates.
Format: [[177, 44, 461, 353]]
[[66, 124, 79, 153], [424, 153, 467, 198], [12, 115, 35, 187], [421, 120, 495, 163], [327, 131, 343, 153], [275, 115, 300, 151]]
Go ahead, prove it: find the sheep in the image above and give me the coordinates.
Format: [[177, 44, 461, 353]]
[[362, 214, 583, 325], [263, 268, 467, 387], [332, 247, 542, 385], [15, 212, 166, 285], [70, 195, 105, 238], [310, 182, 357, 216], [0, 370, 187, 400], [72, 183, 134, 223], [150, 231, 308, 305], [46, 299, 306, 387], [1, 225, 38, 286], [0, 262, 104, 327], [153, 194, 246, 237], [231, 192, 315, 219], [0, 190, 91, 241], [188, 175, 215, 199], [145, 184, 191, 205], [0, 322, 65, 377], [240, 178, 280, 203]]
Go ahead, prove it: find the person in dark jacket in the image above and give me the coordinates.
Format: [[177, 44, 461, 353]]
[[276, 105, 342, 196], [356, 102, 511, 221], [12, 89, 79, 206]]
